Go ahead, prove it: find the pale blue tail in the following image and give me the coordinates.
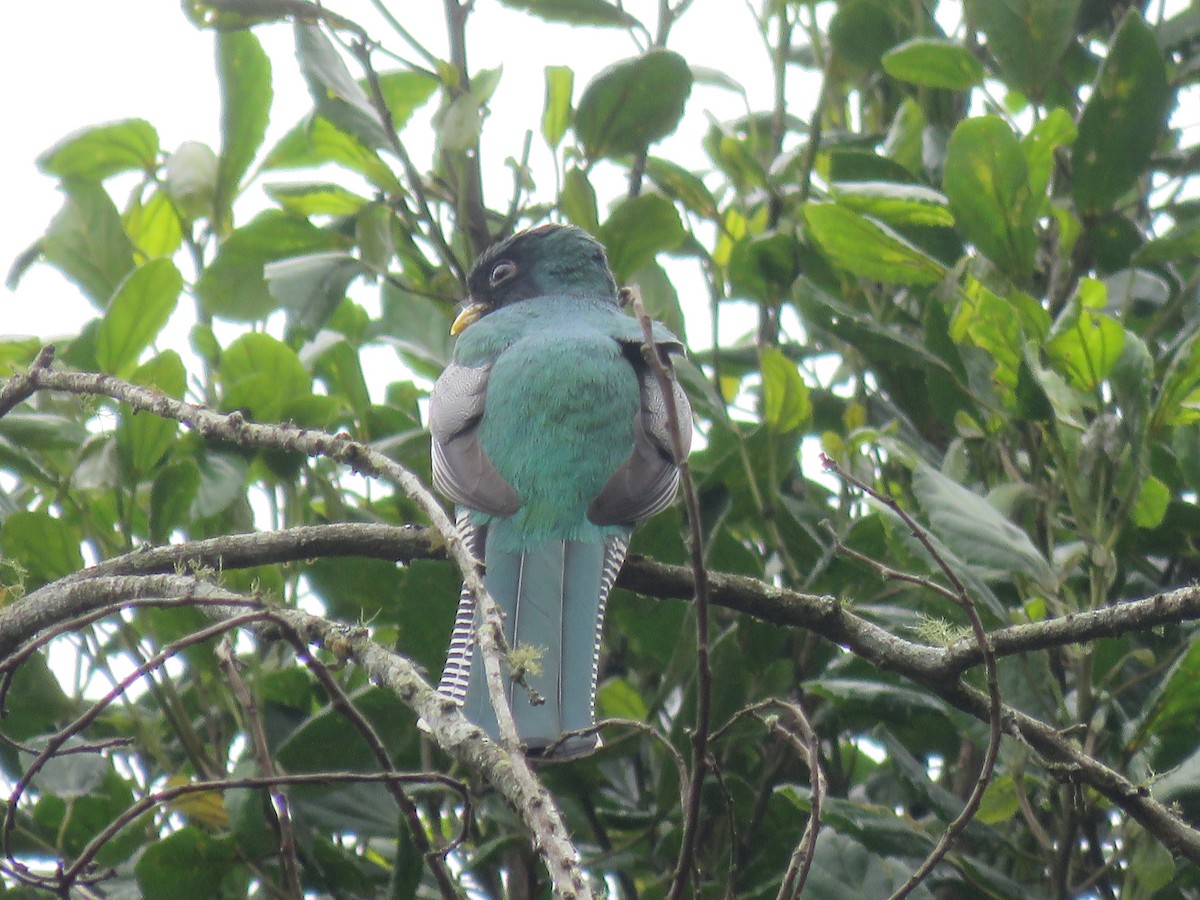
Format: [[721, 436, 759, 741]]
[[438, 530, 627, 759]]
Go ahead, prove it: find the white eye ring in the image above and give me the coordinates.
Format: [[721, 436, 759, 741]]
[[489, 261, 517, 286]]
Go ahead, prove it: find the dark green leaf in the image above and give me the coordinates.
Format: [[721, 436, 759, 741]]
[[628, 261, 686, 343], [804, 202, 946, 285], [943, 116, 1036, 279], [295, 22, 389, 149], [882, 38, 984, 89], [1073, 10, 1172, 216], [196, 210, 345, 321], [43, 180, 135, 308], [136, 827, 236, 900], [829, 0, 905, 70], [542, 65, 573, 148], [376, 281, 455, 379], [96, 259, 183, 377], [37, 119, 159, 181], [215, 30, 272, 231], [150, 460, 201, 542], [912, 464, 1054, 586], [728, 231, 801, 304], [576, 50, 692, 159], [600, 193, 685, 281], [218, 333, 312, 420], [560, 166, 599, 232], [116, 352, 186, 476], [497, 0, 638, 27], [646, 157, 718, 220], [968, 0, 1082, 97], [0, 511, 84, 586], [265, 251, 365, 335]]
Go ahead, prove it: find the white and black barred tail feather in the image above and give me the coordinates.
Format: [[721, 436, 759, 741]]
[[436, 511, 483, 705], [589, 534, 628, 715]]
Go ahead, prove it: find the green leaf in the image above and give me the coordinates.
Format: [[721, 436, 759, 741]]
[[374, 70, 439, 130], [728, 231, 801, 304], [38, 119, 159, 181], [117, 351, 186, 477], [498, 0, 638, 27], [1046, 291, 1125, 390], [975, 774, 1022, 825], [264, 115, 401, 192], [943, 116, 1036, 280], [1133, 475, 1170, 529], [219, 333, 312, 421], [646, 157, 719, 220], [377, 281, 455, 379], [760, 347, 810, 433], [264, 181, 368, 217], [264, 251, 365, 335], [0, 511, 84, 586], [804, 202, 946, 285], [1134, 217, 1200, 267], [1073, 10, 1172, 216], [96, 259, 182, 377], [629, 261, 686, 344], [136, 827, 236, 900], [882, 38, 984, 90], [600, 193, 684, 281], [598, 677, 649, 720], [294, 22, 389, 149], [967, 0, 1082, 97], [829, 0, 904, 71], [949, 281, 1024, 405], [882, 98, 927, 176], [124, 189, 183, 260], [43, 180, 135, 308], [831, 182, 954, 228], [150, 460, 201, 542], [912, 464, 1054, 586], [560, 166, 599, 232], [1021, 108, 1076, 201], [576, 50, 692, 159], [196, 210, 344, 321], [542, 65, 573, 149], [165, 141, 219, 222], [215, 30, 272, 231]]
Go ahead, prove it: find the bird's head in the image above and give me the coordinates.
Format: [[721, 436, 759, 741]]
[[451, 224, 618, 335]]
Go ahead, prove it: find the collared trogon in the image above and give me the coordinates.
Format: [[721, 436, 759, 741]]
[[429, 223, 690, 759]]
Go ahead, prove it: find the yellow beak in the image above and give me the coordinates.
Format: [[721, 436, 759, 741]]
[[450, 301, 490, 336]]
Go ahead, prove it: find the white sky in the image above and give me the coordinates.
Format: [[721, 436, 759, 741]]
[[0, 1, 793, 355]]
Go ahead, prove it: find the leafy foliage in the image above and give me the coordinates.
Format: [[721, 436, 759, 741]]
[[4, 0, 1200, 897]]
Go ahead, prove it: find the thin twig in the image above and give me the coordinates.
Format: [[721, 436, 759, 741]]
[[629, 289, 712, 900], [216, 638, 305, 899], [822, 457, 1002, 900]]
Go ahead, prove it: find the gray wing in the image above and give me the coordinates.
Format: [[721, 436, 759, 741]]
[[429, 362, 520, 517], [588, 348, 692, 526]]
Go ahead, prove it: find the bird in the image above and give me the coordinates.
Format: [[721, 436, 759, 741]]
[[428, 223, 690, 760]]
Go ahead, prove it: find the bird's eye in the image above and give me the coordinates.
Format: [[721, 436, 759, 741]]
[[489, 261, 517, 286]]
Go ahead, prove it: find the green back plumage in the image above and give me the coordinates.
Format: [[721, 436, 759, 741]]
[[454, 298, 640, 551]]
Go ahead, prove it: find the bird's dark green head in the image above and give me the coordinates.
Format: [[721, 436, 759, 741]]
[[452, 224, 618, 335]]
